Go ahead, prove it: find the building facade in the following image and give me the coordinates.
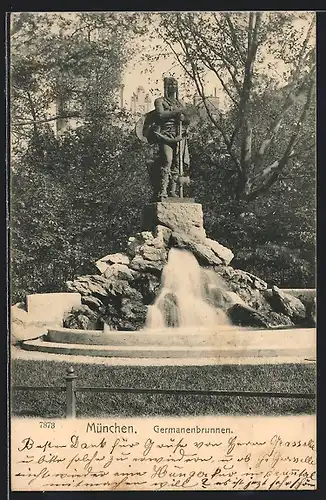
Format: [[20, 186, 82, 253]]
[[130, 86, 152, 116], [193, 89, 220, 119]]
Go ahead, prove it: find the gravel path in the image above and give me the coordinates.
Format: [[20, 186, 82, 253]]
[[10, 344, 315, 366]]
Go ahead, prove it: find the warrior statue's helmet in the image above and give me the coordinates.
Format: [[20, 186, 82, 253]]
[[164, 77, 179, 99]]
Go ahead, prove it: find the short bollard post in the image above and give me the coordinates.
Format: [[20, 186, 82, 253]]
[[65, 367, 77, 418]]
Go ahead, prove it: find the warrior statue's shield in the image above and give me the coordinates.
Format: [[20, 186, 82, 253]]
[[135, 110, 157, 144]]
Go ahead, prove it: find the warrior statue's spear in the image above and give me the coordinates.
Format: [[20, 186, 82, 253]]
[[178, 117, 183, 198]]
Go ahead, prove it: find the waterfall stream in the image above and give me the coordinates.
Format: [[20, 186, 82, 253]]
[[146, 248, 232, 330]]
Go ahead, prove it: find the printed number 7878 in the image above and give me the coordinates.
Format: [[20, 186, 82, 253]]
[[39, 421, 56, 428]]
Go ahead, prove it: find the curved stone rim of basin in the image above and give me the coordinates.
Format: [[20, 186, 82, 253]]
[[19, 326, 316, 360], [38, 325, 316, 348], [49, 323, 314, 335], [46, 326, 240, 347]]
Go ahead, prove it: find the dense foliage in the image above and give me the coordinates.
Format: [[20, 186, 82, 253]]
[[10, 122, 153, 302], [187, 90, 315, 288]]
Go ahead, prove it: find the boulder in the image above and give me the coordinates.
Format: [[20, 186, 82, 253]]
[[205, 285, 230, 310], [11, 302, 60, 344], [205, 238, 234, 265], [142, 202, 206, 242], [215, 267, 270, 311], [134, 273, 161, 304], [124, 285, 144, 302], [105, 279, 131, 297], [154, 225, 172, 245], [263, 288, 315, 309], [242, 272, 268, 291], [81, 295, 104, 311], [130, 255, 165, 273], [204, 285, 245, 311], [103, 263, 135, 282], [271, 286, 307, 323], [139, 245, 167, 262], [170, 232, 223, 266], [218, 267, 268, 290], [227, 303, 293, 328], [225, 291, 247, 307], [119, 298, 148, 331], [162, 292, 179, 327], [67, 275, 109, 298], [66, 280, 92, 296], [227, 303, 271, 327], [265, 311, 294, 327], [95, 252, 130, 274], [127, 230, 165, 258]]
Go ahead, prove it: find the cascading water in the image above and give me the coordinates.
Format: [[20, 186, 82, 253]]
[[146, 248, 231, 330]]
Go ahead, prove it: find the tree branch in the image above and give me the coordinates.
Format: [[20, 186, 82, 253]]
[[224, 13, 246, 63], [247, 74, 315, 201], [242, 121, 252, 175], [237, 13, 262, 168], [184, 15, 239, 102], [13, 112, 83, 126], [167, 18, 242, 172], [253, 65, 315, 168], [177, 15, 242, 94], [253, 17, 315, 167]]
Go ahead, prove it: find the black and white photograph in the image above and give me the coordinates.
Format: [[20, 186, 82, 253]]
[[9, 10, 316, 491]]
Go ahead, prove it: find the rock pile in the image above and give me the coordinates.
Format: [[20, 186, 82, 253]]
[[64, 208, 315, 331]]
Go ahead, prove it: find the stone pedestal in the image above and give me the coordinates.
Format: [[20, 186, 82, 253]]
[[141, 201, 206, 242]]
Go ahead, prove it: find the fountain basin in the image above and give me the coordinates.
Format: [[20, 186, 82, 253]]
[[20, 326, 316, 360], [45, 326, 252, 346]]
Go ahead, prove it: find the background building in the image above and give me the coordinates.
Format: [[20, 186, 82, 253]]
[[130, 86, 152, 116], [193, 88, 220, 120]]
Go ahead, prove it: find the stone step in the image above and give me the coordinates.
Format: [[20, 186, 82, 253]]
[[20, 337, 315, 359], [45, 326, 315, 349]]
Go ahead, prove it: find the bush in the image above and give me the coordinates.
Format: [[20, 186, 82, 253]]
[[10, 124, 153, 303]]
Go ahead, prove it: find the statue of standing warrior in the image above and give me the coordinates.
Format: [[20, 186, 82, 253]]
[[135, 77, 191, 201]]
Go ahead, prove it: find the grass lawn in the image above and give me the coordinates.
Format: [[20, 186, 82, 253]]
[[11, 359, 316, 418]]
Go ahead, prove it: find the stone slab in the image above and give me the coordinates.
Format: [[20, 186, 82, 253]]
[[155, 197, 195, 203], [141, 202, 206, 242], [26, 293, 81, 321]]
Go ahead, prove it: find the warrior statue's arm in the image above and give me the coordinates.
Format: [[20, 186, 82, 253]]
[[152, 130, 183, 144], [154, 98, 182, 118]]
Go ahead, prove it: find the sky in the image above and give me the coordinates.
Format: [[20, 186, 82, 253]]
[[122, 33, 219, 108], [121, 12, 229, 108]]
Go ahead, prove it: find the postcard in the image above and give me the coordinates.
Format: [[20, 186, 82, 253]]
[[9, 10, 316, 492]]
